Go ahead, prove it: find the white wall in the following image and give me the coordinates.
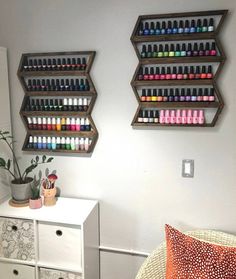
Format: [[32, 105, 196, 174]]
[[0, 0, 236, 278]]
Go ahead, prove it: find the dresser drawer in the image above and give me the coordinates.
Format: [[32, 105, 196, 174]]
[[0, 217, 35, 261], [0, 262, 35, 279], [38, 222, 82, 270], [39, 267, 81, 279]]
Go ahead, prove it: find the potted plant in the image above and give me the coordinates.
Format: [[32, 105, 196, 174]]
[[0, 130, 53, 203], [29, 176, 42, 209]]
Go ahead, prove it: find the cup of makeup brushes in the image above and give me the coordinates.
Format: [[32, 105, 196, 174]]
[[42, 174, 58, 206]]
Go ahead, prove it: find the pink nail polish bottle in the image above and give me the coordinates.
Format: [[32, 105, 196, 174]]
[[165, 110, 170, 124], [176, 109, 182, 124], [182, 110, 187, 124], [187, 109, 193, 124], [75, 118, 81, 131], [160, 110, 165, 124], [170, 110, 176, 124], [71, 118, 76, 131], [193, 110, 199, 124], [198, 110, 205, 124]]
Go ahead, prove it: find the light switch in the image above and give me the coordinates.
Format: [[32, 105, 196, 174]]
[[182, 159, 194, 178]]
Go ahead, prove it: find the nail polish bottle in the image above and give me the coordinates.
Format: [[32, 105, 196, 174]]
[[60, 79, 65, 91], [174, 88, 179, 102], [193, 110, 199, 124], [78, 98, 83, 111], [208, 18, 214, 32], [27, 117, 33, 129], [66, 118, 71, 131], [80, 118, 85, 131], [27, 79, 32, 91], [72, 98, 78, 111], [167, 21, 172, 34], [182, 109, 187, 124], [61, 117, 66, 130], [62, 98, 68, 111], [193, 43, 199, 56], [170, 110, 176, 124], [85, 118, 91, 131], [197, 88, 203, 102], [184, 20, 190, 33], [175, 44, 181, 57], [203, 88, 209, 101], [50, 58, 56, 71], [144, 67, 149, 80], [42, 117, 47, 130], [36, 80, 41, 91], [161, 21, 166, 34], [33, 117, 37, 130], [189, 66, 195, 79], [190, 20, 196, 33], [138, 111, 143, 123], [177, 67, 183, 80], [155, 22, 161, 35], [183, 66, 188, 80], [147, 44, 152, 58], [61, 58, 66, 71], [155, 67, 160, 80], [144, 22, 149, 35], [46, 137, 52, 149], [56, 137, 61, 150], [71, 58, 76, 70], [196, 19, 202, 32], [165, 110, 170, 124], [149, 111, 154, 123], [149, 67, 155, 80], [51, 137, 56, 150], [187, 43, 192, 57], [160, 67, 166, 80], [180, 88, 185, 102], [49, 79, 54, 91], [181, 44, 186, 56], [54, 79, 59, 91], [56, 118, 61, 131], [199, 43, 204, 56], [146, 89, 152, 102], [79, 79, 85, 91], [154, 111, 159, 123], [169, 44, 175, 57], [47, 59, 52, 71], [163, 89, 168, 102], [54, 99, 59, 111], [65, 79, 70, 91], [185, 88, 191, 102], [65, 137, 71, 150], [33, 59, 38, 71], [33, 136, 38, 149], [201, 66, 207, 79], [202, 19, 208, 32], [205, 42, 210, 56], [157, 89, 163, 102], [166, 67, 171, 80], [149, 22, 154, 35], [178, 20, 184, 33], [66, 58, 71, 70], [76, 58, 81, 70], [137, 68, 143, 80], [40, 99, 45, 111], [157, 45, 164, 57], [141, 45, 147, 58], [52, 117, 56, 130], [83, 98, 89, 111], [159, 110, 165, 124], [25, 99, 31, 111], [172, 20, 178, 34], [75, 79, 80, 90], [198, 110, 205, 124], [80, 138, 85, 151], [152, 89, 158, 102], [28, 136, 33, 149], [191, 88, 197, 102], [195, 66, 201, 79], [49, 99, 54, 111], [71, 118, 76, 131], [74, 138, 79, 151], [23, 59, 29, 71], [46, 117, 51, 130], [42, 59, 47, 71], [210, 42, 217, 56], [163, 44, 169, 57], [37, 117, 42, 130], [168, 88, 174, 102], [75, 118, 80, 131], [70, 138, 75, 151], [176, 110, 182, 124], [68, 98, 73, 111], [143, 111, 149, 123], [61, 137, 65, 149], [139, 22, 144, 35], [171, 67, 177, 79], [153, 44, 158, 57], [37, 137, 42, 149], [209, 88, 215, 101], [28, 59, 33, 71], [82, 57, 87, 70], [187, 110, 193, 124]]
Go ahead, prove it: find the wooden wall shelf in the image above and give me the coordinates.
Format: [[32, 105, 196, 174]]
[[18, 51, 98, 154], [130, 10, 227, 127]]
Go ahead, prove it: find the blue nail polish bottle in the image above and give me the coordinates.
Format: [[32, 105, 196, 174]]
[[37, 137, 42, 149], [172, 20, 178, 34], [155, 22, 161, 35], [42, 137, 47, 149], [33, 136, 38, 149], [167, 21, 172, 34], [47, 137, 52, 149], [143, 22, 149, 35], [184, 20, 190, 33], [52, 137, 56, 150], [190, 20, 196, 33], [178, 20, 184, 33], [149, 22, 155, 35], [80, 79, 85, 91], [161, 22, 166, 35]]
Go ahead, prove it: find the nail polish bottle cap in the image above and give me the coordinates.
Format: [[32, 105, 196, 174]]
[[150, 67, 154, 75], [193, 110, 198, 117], [43, 58, 47, 65], [182, 44, 186, 51], [155, 22, 160, 29], [86, 118, 90, 125], [170, 44, 175, 51], [193, 42, 198, 51], [199, 110, 204, 117], [169, 88, 174, 96], [33, 59, 38, 66], [33, 136, 37, 143], [195, 66, 200, 74], [52, 58, 56, 65], [63, 98, 68, 106], [153, 45, 158, 52], [189, 66, 194, 73], [47, 117, 51, 124], [85, 138, 89, 145], [184, 66, 188, 74], [61, 137, 65, 144], [207, 65, 212, 73], [141, 89, 146, 96], [185, 20, 189, 28], [66, 137, 70, 144], [33, 117, 37, 124], [187, 109, 193, 116], [47, 137, 51, 143], [73, 98, 78, 105], [175, 88, 180, 96], [172, 66, 177, 74], [61, 79, 65, 86], [79, 98, 83, 105], [173, 20, 178, 28], [56, 79, 60, 85], [165, 110, 170, 116], [205, 42, 210, 50], [178, 66, 182, 74], [176, 109, 181, 117], [144, 22, 149, 29], [170, 110, 175, 116], [176, 44, 180, 51], [155, 67, 160, 74], [62, 58, 66, 65], [52, 137, 56, 143], [160, 110, 165, 117], [209, 18, 214, 26], [43, 136, 47, 143], [154, 110, 159, 118], [52, 117, 56, 124], [56, 137, 61, 144], [179, 20, 184, 28], [163, 89, 168, 96], [71, 118, 75, 125], [144, 111, 149, 118], [144, 67, 149, 75], [27, 117, 32, 123], [164, 44, 169, 52], [81, 118, 85, 125], [68, 98, 73, 106], [202, 66, 206, 73], [66, 118, 71, 124], [36, 79, 41, 87], [29, 136, 33, 143], [187, 43, 192, 51], [76, 118, 81, 124], [161, 67, 165, 74], [153, 89, 157, 96], [181, 88, 185, 96], [158, 89, 162, 96], [80, 137, 85, 144], [198, 88, 203, 96], [38, 136, 42, 143], [209, 88, 214, 96], [166, 67, 171, 74], [67, 58, 71, 65], [161, 21, 166, 29], [70, 137, 75, 145], [149, 110, 154, 118], [142, 45, 147, 52], [147, 89, 152, 97], [199, 43, 204, 51], [75, 137, 79, 144], [211, 42, 216, 49], [56, 118, 61, 124], [182, 109, 187, 116], [167, 21, 172, 28], [192, 88, 197, 96], [191, 19, 195, 27], [150, 22, 155, 29], [148, 45, 152, 52], [197, 19, 202, 27], [42, 117, 46, 124], [187, 88, 191, 96], [203, 18, 207, 26], [38, 117, 42, 124], [65, 78, 69, 85], [158, 45, 163, 52], [48, 59, 52, 66]]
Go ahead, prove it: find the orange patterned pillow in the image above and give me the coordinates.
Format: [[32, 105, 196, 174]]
[[165, 224, 236, 279]]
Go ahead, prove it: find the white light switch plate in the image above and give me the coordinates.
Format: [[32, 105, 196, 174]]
[[182, 159, 194, 178]]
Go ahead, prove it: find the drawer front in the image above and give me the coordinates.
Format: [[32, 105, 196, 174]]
[[38, 222, 82, 270], [39, 267, 82, 279], [0, 262, 35, 279], [0, 217, 35, 261]]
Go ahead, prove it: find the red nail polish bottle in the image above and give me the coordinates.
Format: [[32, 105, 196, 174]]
[[171, 67, 177, 79], [149, 67, 155, 80], [205, 42, 210, 56], [37, 117, 42, 130], [195, 66, 201, 79], [210, 42, 217, 56], [201, 66, 207, 79], [33, 117, 37, 130], [160, 67, 166, 80], [47, 117, 52, 130], [27, 117, 33, 129], [138, 67, 144, 80], [166, 67, 171, 80], [177, 67, 183, 80], [189, 66, 195, 79], [155, 67, 160, 80], [206, 65, 213, 79], [144, 67, 149, 80], [183, 66, 188, 79], [52, 117, 56, 130]]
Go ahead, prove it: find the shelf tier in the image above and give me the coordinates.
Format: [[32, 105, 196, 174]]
[[19, 70, 88, 77], [25, 90, 96, 97], [132, 79, 213, 86], [21, 111, 91, 117], [132, 122, 213, 127], [25, 130, 96, 137], [139, 56, 224, 64], [139, 101, 220, 108]]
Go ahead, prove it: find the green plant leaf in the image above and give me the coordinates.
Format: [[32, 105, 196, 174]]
[[7, 159, 11, 170], [24, 164, 38, 176], [0, 158, 6, 167], [47, 157, 54, 163], [35, 156, 39, 163], [42, 155, 46, 162], [2, 131, 9, 134]]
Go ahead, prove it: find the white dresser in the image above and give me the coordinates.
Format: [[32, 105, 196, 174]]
[[0, 197, 99, 279]]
